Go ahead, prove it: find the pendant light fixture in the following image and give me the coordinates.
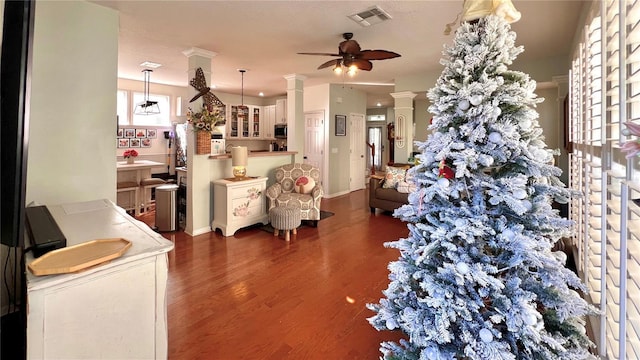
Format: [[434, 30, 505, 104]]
[[239, 69, 247, 106], [238, 69, 249, 136], [134, 69, 161, 115]]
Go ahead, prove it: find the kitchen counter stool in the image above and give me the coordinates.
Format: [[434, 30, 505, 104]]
[[140, 178, 166, 213], [116, 181, 138, 214]]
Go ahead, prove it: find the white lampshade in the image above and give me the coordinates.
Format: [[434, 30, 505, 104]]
[[231, 146, 248, 166]]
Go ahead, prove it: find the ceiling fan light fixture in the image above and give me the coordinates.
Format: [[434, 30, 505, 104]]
[[333, 62, 343, 75], [134, 69, 161, 115], [347, 65, 358, 77]]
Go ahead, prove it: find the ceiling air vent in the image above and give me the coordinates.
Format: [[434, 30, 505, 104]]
[[348, 5, 392, 27]]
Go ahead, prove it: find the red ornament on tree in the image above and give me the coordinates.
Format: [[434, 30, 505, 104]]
[[438, 159, 454, 179]]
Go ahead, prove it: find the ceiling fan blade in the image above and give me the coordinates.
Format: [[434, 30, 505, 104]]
[[350, 59, 373, 71], [298, 52, 341, 57], [317, 59, 340, 70], [358, 50, 401, 61], [339, 39, 361, 54]]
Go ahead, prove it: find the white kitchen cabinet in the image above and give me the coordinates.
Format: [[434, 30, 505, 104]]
[[275, 98, 287, 124], [211, 177, 268, 236], [263, 105, 276, 139], [249, 106, 261, 138], [25, 199, 174, 360], [227, 105, 261, 139]]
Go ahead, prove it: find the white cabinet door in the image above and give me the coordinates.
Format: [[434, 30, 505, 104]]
[[263, 105, 276, 139], [249, 106, 261, 138], [275, 98, 287, 124]]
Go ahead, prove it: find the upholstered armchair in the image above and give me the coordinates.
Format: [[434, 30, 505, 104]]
[[265, 163, 323, 226]]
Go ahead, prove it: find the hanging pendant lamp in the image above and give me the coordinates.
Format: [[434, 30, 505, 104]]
[[134, 69, 161, 115], [239, 69, 247, 106]]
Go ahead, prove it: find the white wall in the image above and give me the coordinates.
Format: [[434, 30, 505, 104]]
[[27, 1, 119, 205], [1, 0, 118, 316], [328, 84, 367, 196]]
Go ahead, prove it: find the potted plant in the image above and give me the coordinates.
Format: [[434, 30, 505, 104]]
[[123, 149, 138, 164], [187, 106, 225, 154]]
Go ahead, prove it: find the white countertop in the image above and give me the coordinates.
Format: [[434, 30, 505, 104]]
[[25, 199, 174, 290]]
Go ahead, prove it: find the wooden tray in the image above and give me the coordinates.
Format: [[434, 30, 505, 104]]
[[28, 238, 132, 276]]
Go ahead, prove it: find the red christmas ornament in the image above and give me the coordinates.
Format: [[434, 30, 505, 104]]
[[438, 159, 454, 179]]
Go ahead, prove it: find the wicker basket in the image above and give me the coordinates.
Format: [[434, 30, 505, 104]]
[[195, 131, 211, 155]]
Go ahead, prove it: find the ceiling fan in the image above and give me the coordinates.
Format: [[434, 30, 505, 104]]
[[298, 32, 401, 72]]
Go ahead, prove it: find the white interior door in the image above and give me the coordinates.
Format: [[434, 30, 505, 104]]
[[304, 111, 324, 184], [349, 113, 366, 191]]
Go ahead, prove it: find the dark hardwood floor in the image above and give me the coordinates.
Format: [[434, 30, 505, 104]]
[[139, 189, 407, 359]]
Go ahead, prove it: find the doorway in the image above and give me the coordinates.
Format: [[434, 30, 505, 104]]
[[367, 126, 382, 173]]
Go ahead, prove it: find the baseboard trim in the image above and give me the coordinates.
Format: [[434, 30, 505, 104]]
[[323, 190, 350, 199], [187, 226, 211, 237]]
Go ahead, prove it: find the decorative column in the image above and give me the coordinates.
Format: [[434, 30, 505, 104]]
[[284, 74, 306, 163], [182, 47, 217, 236], [391, 91, 417, 164]]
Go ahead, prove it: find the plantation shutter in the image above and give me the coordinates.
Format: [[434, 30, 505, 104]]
[[622, 0, 640, 358], [605, 1, 624, 359], [571, 0, 640, 358]]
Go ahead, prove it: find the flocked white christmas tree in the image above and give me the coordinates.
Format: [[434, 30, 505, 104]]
[[367, 15, 598, 360]]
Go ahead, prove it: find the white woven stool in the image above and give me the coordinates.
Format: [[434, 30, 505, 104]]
[[269, 206, 301, 242]]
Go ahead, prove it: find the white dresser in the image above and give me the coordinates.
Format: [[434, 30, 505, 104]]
[[25, 199, 174, 359], [211, 177, 269, 236]]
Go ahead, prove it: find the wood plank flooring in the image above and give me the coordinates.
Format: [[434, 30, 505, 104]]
[[142, 189, 407, 359]]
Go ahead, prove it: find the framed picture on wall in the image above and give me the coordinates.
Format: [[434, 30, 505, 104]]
[[124, 128, 135, 138], [335, 115, 346, 136], [117, 128, 123, 138], [118, 138, 130, 148], [141, 138, 152, 148], [130, 138, 141, 147], [135, 129, 147, 138], [146, 129, 157, 138]]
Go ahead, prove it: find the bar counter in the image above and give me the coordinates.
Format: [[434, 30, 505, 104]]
[[208, 150, 297, 160]]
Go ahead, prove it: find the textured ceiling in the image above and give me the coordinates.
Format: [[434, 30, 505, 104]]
[[91, 0, 587, 108]]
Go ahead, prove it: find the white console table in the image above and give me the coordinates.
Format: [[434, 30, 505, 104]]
[[211, 176, 268, 236], [25, 199, 174, 359]]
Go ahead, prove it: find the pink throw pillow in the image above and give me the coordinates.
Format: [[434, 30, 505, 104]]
[[294, 176, 315, 194]]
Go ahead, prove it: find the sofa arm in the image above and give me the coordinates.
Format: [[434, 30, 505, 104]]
[[370, 177, 383, 195], [265, 183, 282, 210], [311, 185, 323, 208]]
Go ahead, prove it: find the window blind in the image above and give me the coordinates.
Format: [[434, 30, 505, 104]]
[[569, 0, 640, 358]]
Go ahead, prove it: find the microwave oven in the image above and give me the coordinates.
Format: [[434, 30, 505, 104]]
[[274, 124, 287, 138]]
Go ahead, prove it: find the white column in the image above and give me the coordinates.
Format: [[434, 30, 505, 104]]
[[391, 91, 417, 164], [284, 74, 306, 163], [182, 47, 217, 236]]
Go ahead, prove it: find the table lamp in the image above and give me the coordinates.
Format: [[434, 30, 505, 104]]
[[231, 146, 248, 178]]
